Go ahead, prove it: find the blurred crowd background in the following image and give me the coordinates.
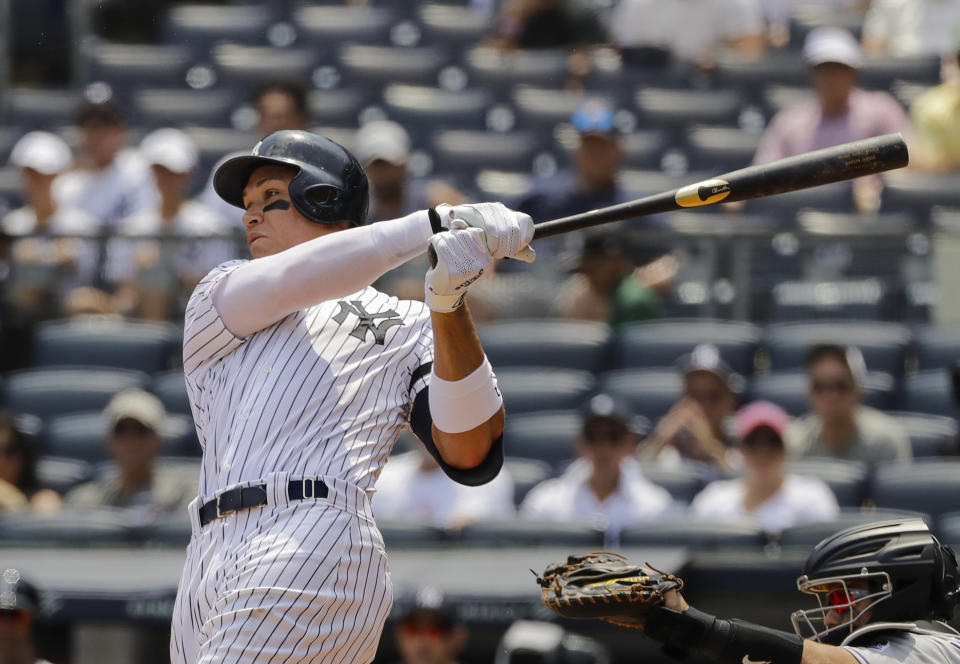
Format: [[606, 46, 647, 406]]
[[3, 0, 960, 662]]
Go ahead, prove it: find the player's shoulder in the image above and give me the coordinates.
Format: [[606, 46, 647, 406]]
[[187, 259, 248, 303]]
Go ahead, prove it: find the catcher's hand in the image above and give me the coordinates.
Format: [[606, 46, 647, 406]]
[[534, 551, 684, 629]]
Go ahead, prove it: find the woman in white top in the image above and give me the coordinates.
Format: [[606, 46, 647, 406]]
[[691, 400, 839, 534]]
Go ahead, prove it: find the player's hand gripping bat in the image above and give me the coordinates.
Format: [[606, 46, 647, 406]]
[[532, 133, 909, 239]]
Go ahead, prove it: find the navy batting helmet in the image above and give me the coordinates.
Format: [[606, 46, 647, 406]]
[[791, 518, 960, 643], [214, 130, 369, 226]]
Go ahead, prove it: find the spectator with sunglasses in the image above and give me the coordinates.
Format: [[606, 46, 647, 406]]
[[64, 389, 194, 520], [785, 344, 911, 465], [0, 568, 51, 664], [392, 589, 467, 664], [519, 393, 672, 536], [691, 401, 838, 535]]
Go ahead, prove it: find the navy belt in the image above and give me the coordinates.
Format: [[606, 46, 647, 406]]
[[199, 478, 329, 526]]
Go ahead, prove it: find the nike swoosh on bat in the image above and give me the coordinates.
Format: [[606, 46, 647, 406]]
[[742, 657, 772, 664]]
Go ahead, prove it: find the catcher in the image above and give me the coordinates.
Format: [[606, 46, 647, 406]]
[[537, 518, 960, 663]]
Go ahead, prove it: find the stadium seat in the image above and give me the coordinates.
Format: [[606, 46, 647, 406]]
[[635, 88, 743, 127], [512, 87, 615, 128], [597, 369, 683, 422], [85, 42, 195, 90], [888, 411, 959, 457], [902, 370, 960, 418], [794, 211, 915, 279], [640, 462, 716, 504], [0, 127, 22, 163], [182, 127, 258, 173], [912, 326, 960, 371], [458, 518, 603, 547], [495, 368, 595, 415], [745, 180, 854, 216], [777, 508, 931, 548], [307, 88, 369, 127], [0, 166, 23, 213], [142, 509, 191, 547], [465, 47, 569, 89], [5, 88, 82, 129], [747, 371, 895, 416], [431, 130, 541, 174], [132, 88, 239, 128], [612, 318, 761, 375], [502, 410, 582, 468], [383, 85, 492, 135], [378, 520, 447, 547], [474, 170, 532, 201], [476, 320, 610, 372], [684, 126, 762, 172], [152, 371, 191, 416], [418, 3, 490, 46], [784, 458, 870, 507], [36, 456, 94, 495], [763, 320, 911, 374], [938, 511, 960, 551], [32, 318, 181, 373], [2, 367, 149, 420], [293, 5, 395, 46], [555, 126, 668, 170], [42, 411, 197, 463], [164, 4, 275, 48], [714, 52, 810, 90], [859, 55, 941, 89], [213, 45, 321, 86], [619, 521, 767, 549], [338, 45, 447, 86], [0, 508, 134, 546], [883, 171, 960, 214], [769, 280, 889, 322], [762, 85, 814, 118], [872, 461, 960, 518], [503, 457, 553, 506]]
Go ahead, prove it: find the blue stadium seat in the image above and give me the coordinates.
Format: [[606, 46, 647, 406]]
[[143, 509, 191, 547], [938, 511, 960, 551], [477, 320, 610, 372], [784, 458, 870, 507], [504, 457, 553, 506], [902, 370, 960, 418], [495, 368, 595, 415], [307, 89, 369, 127], [714, 52, 810, 90], [5, 88, 82, 129], [502, 410, 581, 468], [762, 85, 814, 118], [418, 3, 490, 47], [745, 180, 854, 217], [872, 461, 960, 518], [0, 127, 22, 163], [883, 171, 960, 214], [2, 368, 150, 420], [612, 319, 761, 375], [152, 371, 191, 416], [0, 508, 134, 546], [769, 280, 889, 322], [132, 88, 239, 128], [465, 47, 569, 90], [912, 326, 960, 371], [85, 42, 195, 90], [777, 508, 931, 548], [512, 87, 615, 128], [431, 130, 541, 174], [763, 320, 911, 374], [33, 318, 182, 373], [747, 371, 895, 416], [684, 126, 762, 172], [619, 521, 767, 548], [213, 45, 321, 87], [0, 166, 23, 213], [458, 518, 603, 547], [795, 211, 915, 279], [635, 88, 743, 127], [597, 369, 683, 422], [182, 127, 257, 173], [42, 411, 197, 463], [378, 520, 447, 547], [338, 45, 447, 86], [641, 462, 716, 504], [474, 170, 532, 201], [383, 85, 492, 135], [888, 411, 959, 457], [859, 55, 941, 89], [293, 5, 395, 46], [164, 4, 275, 48], [554, 126, 668, 170], [36, 456, 95, 495]]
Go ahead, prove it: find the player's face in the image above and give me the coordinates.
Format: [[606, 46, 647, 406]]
[[808, 357, 859, 422], [241, 164, 343, 258], [821, 580, 874, 630]]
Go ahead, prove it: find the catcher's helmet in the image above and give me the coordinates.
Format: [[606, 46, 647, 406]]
[[213, 130, 369, 226], [791, 518, 960, 644]]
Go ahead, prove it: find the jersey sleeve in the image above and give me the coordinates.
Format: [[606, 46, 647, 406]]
[[182, 260, 249, 386]]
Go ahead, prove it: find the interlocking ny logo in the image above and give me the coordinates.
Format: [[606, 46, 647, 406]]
[[332, 300, 403, 345]]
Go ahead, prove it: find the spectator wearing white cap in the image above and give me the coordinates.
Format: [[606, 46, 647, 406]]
[[690, 401, 839, 535], [106, 128, 235, 320], [65, 389, 196, 521], [786, 344, 911, 465], [862, 0, 960, 57], [751, 27, 911, 212], [2, 131, 102, 323]]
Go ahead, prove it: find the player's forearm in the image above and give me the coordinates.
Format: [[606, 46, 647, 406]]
[[215, 211, 433, 336], [429, 305, 505, 469]]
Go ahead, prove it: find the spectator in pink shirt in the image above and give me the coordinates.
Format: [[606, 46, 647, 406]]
[[752, 27, 911, 212]]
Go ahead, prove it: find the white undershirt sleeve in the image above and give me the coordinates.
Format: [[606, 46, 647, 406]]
[[213, 210, 433, 337]]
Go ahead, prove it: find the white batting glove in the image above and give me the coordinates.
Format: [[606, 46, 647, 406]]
[[424, 222, 492, 313], [432, 202, 536, 263]]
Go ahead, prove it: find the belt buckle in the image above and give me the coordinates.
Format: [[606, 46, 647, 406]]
[[215, 493, 226, 519], [302, 478, 315, 499]]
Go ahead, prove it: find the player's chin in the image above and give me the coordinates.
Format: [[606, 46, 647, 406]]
[[248, 237, 273, 258]]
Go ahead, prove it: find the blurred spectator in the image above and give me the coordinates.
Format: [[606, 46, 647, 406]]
[[690, 401, 839, 535], [910, 48, 960, 171], [611, 0, 765, 67], [392, 589, 467, 664], [0, 568, 50, 664], [495, 620, 610, 664], [53, 99, 157, 227], [640, 344, 740, 468], [373, 440, 515, 529], [786, 344, 911, 464], [752, 27, 911, 212], [254, 81, 309, 138], [65, 389, 194, 520], [2, 132, 101, 323], [520, 394, 672, 535], [555, 230, 674, 325], [106, 128, 234, 320], [491, 0, 606, 50], [0, 412, 61, 514], [862, 0, 960, 57]]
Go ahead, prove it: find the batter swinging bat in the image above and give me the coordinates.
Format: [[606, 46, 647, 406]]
[[532, 133, 909, 239]]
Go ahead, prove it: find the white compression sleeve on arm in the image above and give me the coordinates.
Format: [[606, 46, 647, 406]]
[[428, 356, 503, 434], [213, 210, 432, 337]]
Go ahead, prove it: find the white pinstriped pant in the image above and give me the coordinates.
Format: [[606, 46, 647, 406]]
[[170, 472, 393, 663]]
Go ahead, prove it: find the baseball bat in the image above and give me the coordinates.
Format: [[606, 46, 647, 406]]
[[532, 133, 909, 239]]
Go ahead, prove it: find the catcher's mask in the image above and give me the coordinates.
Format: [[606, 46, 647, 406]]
[[790, 518, 960, 644]]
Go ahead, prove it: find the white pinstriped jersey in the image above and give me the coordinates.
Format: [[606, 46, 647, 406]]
[[182, 260, 433, 500]]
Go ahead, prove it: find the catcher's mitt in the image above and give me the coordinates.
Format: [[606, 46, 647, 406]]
[[534, 551, 684, 629]]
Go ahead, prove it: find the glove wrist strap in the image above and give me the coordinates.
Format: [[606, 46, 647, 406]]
[[428, 206, 445, 234], [645, 607, 803, 664]]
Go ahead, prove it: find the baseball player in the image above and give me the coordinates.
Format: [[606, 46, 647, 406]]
[[169, 129, 535, 663], [638, 518, 960, 664]]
